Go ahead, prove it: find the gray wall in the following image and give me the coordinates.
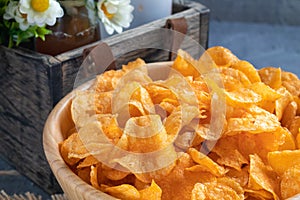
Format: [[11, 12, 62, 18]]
[[193, 0, 300, 25]]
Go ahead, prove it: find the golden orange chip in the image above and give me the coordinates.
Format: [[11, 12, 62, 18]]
[[94, 91, 112, 114], [248, 154, 280, 200], [248, 82, 281, 113], [297, 131, 300, 149], [156, 153, 215, 200], [226, 167, 249, 187], [122, 58, 146, 72], [281, 71, 300, 97], [275, 87, 293, 121], [226, 106, 280, 135], [288, 116, 300, 137], [77, 155, 99, 169], [248, 82, 281, 102], [101, 164, 130, 181], [244, 188, 274, 199], [277, 127, 296, 151], [144, 83, 178, 105], [95, 69, 125, 92], [206, 46, 239, 67], [172, 49, 200, 78], [225, 88, 262, 108], [191, 177, 244, 200], [188, 148, 226, 177], [104, 184, 140, 200], [60, 132, 89, 166], [231, 60, 261, 83], [280, 164, 300, 199], [71, 91, 96, 129], [294, 96, 300, 116], [125, 115, 168, 153], [267, 150, 300, 175], [258, 67, 282, 90], [130, 86, 155, 115], [213, 138, 248, 171], [139, 180, 162, 200], [219, 67, 252, 87]]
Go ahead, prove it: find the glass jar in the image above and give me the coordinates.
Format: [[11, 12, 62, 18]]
[[36, 1, 100, 56]]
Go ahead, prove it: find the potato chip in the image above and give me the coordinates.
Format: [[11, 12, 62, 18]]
[[247, 82, 281, 113], [77, 167, 91, 184], [90, 164, 101, 189], [95, 69, 125, 92], [94, 91, 113, 114], [125, 115, 168, 153], [280, 164, 300, 199], [294, 96, 300, 116], [101, 164, 130, 181], [267, 150, 300, 175], [213, 136, 248, 171], [275, 87, 293, 121], [231, 60, 261, 83], [277, 127, 296, 151], [297, 130, 300, 149], [258, 67, 282, 90], [71, 91, 96, 129], [139, 180, 162, 200], [156, 153, 215, 200], [188, 148, 226, 176], [60, 132, 89, 166], [191, 177, 244, 200], [248, 154, 280, 200], [226, 105, 280, 135], [122, 58, 146, 72], [226, 167, 249, 187], [206, 46, 239, 68], [219, 67, 252, 87], [134, 162, 176, 184], [288, 116, 300, 137], [225, 88, 262, 108], [130, 85, 155, 115], [104, 184, 140, 200], [172, 49, 200, 78], [281, 71, 300, 97], [244, 188, 274, 199], [77, 155, 99, 169], [144, 83, 178, 105]]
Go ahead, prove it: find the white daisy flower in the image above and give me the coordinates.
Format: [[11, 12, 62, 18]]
[[19, 0, 64, 27], [97, 0, 134, 35], [3, 1, 30, 31]]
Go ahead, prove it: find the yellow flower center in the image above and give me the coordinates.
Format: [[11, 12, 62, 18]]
[[31, 0, 50, 12], [101, 4, 114, 19]]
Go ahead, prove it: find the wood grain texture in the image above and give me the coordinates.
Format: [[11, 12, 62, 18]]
[[0, 1, 209, 194], [0, 46, 62, 193]]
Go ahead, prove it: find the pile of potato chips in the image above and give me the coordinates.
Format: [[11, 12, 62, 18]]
[[60, 46, 300, 200]]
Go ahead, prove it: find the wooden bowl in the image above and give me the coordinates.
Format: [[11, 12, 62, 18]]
[[43, 62, 173, 199]]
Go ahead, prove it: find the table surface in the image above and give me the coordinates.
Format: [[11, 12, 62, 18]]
[[1, 20, 299, 199]]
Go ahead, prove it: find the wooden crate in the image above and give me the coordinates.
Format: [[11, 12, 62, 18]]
[[0, 0, 209, 194]]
